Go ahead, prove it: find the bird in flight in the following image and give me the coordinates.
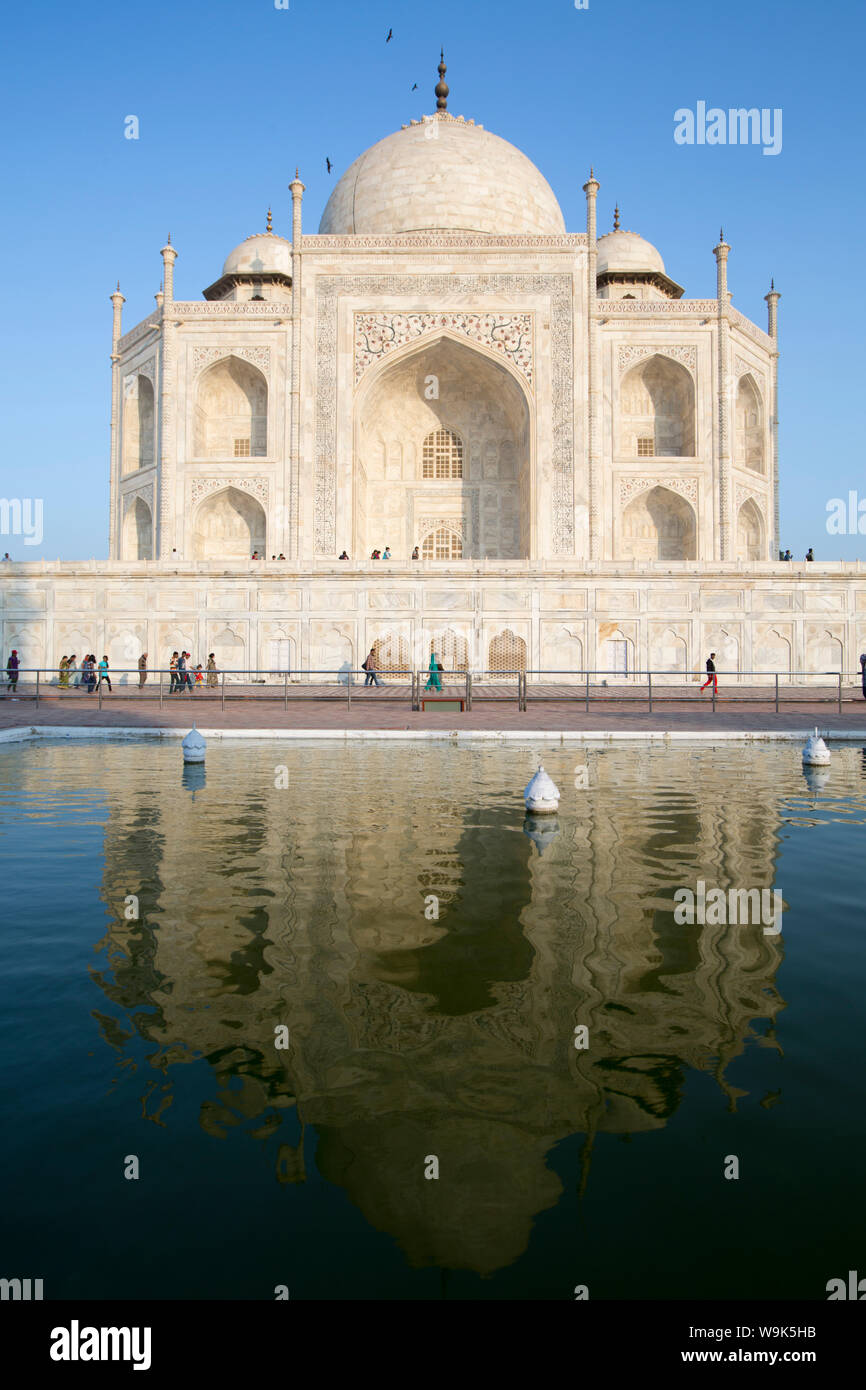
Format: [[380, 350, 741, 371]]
[[326, 157, 333, 173], [386, 28, 393, 42], [411, 82, 417, 90]]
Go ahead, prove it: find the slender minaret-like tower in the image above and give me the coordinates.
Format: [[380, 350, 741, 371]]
[[289, 171, 305, 561], [583, 169, 600, 560], [764, 278, 781, 558], [714, 229, 731, 560], [109, 284, 125, 558], [158, 236, 178, 557]]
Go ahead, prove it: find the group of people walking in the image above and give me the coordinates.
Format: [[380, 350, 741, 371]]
[[47, 651, 219, 693], [167, 651, 218, 693], [55, 654, 113, 692]]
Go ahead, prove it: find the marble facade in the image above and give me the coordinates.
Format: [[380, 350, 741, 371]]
[[3, 88, 863, 678]]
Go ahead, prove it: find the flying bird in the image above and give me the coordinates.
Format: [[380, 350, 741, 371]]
[[326, 157, 332, 173], [386, 28, 393, 42], [411, 83, 417, 90]]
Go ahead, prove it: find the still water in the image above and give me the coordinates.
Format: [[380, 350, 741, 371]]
[[1, 738, 864, 1300]]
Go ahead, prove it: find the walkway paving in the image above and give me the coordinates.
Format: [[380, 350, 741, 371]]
[[2, 681, 865, 735]]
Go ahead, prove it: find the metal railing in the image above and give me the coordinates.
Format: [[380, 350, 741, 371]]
[[2, 667, 865, 715]]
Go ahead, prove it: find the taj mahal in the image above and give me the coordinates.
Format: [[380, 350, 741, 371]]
[[3, 58, 863, 680]]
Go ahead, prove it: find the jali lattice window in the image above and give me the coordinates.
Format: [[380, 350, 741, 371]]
[[488, 629, 527, 677], [637, 437, 654, 457], [422, 428, 463, 479], [234, 438, 251, 458], [422, 527, 463, 560]]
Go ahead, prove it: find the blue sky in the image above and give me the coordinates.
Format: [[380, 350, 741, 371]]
[[2, 0, 863, 559]]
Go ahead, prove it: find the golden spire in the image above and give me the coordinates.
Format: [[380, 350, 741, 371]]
[[266, 207, 273, 233], [613, 204, 620, 231]]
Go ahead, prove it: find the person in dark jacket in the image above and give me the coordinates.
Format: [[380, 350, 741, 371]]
[[700, 652, 717, 695], [6, 649, 19, 692]]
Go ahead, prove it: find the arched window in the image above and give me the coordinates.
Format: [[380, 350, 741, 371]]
[[422, 527, 463, 560], [422, 428, 463, 479]]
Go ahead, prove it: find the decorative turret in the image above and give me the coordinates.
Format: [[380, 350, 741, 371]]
[[160, 235, 177, 304], [435, 49, 449, 111]]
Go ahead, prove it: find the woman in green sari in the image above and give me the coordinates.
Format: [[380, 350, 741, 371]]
[[424, 650, 443, 692], [58, 656, 69, 688]]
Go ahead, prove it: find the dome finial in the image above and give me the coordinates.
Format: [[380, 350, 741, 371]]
[[266, 207, 273, 233], [435, 48, 449, 111], [613, 204, 620, 231]]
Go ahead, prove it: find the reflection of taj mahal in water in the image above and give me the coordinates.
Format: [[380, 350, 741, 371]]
[[87, 744, 786, 1275], [3, 57, 864, 678]]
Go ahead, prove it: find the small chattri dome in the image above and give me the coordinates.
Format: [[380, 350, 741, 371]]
[[222, 233, 291, 277], [596, 228, 666, 276]]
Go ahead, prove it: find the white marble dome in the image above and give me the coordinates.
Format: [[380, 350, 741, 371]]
[[596, 228, 666, 275], [222, 233, 291, 277], [319, 114, 566, 237]]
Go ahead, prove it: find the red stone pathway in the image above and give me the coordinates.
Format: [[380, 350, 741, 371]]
[[2, 681, 865, 735]]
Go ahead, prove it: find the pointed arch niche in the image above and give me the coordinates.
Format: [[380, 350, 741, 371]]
[[122, 495, 153, 560], [122, 374, 155, 475], [354, 335, 532, 561], [621, 485, 697, 561], [193, 486, 266, 560], [194, 356, 267, 459], [736, 498, 765, 561], [620, 354, 695, 458], [735, 374, 764, 473]]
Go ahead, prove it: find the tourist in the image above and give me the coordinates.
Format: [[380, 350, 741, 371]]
[[138, 653, 148, 688], [194, 664, 204, 688], [1, 552, 10, 562], [206, 653, 218, 688], [370, 548, 379, 560], [411, 546, 419, 560], [58, 656, 69, 688], [700, 652, 718, 695], [278, 553, 286, 559], [251, 550, 260, 560], [362, 648, 382, 688], [81, 655, 95, 693], [169, 651, 179, 693], [784, 548, 793, 562], [805, 547, 814, 561], [177, 651, 190, 693], [860, 653, 866, 701], [67, 654, 79, 687], [6, 649, 19, 692], [425, 651, 443, 693], [339, 550, 349, 560], [383, 546, 391, 559], [97, 655, 112, 693]]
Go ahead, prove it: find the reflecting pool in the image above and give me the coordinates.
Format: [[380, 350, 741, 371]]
[[1, 738, 864, 1300]]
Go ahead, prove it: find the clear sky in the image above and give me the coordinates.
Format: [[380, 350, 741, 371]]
[[2, 0, 863, 560]]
